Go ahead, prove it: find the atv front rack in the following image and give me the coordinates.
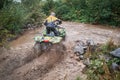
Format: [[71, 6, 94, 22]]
[[34, 36, 62, 44]]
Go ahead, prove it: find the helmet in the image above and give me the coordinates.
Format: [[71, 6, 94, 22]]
[[50, 12, 55, 16]]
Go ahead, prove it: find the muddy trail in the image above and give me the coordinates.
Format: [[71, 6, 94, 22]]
[[0, 22, 120, 80]]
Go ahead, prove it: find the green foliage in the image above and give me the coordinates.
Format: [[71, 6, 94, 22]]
[[42, 0, 55, 15], [25, 9, 45, 26], [0, 0, 45, 47], [42, 0, 120, 26], [0, 0, 13, 9], [55, 4, 70, 19], [100, 39, 117, 54], [84, 41, 120, 80], [22, 0, 45, 26], [0, 3, 26, 34], [0, 29, 13, 46]]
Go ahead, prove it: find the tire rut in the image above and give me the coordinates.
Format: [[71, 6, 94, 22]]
[[0, 42, 66, 80]]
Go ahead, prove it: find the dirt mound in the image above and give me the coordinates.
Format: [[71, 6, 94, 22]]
[[0, 43, 66, 80]]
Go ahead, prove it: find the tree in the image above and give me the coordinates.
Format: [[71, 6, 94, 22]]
[[0, 0, 13, 9]]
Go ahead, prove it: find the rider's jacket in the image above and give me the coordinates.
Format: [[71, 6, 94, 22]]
[[44, 15, 58, 27], [46, 15, 58, 23]]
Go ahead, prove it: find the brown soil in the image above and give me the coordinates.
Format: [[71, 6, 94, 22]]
[[0, 22, 120, 80]]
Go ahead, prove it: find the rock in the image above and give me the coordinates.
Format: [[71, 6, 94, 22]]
[[73, 40, 85, 55], [111, 63, 120, 71], [86, 39, 95, 46], [99, 54, 112, 62], [110, 48, 120, 58], [74, 45, 84, 55], [75, 52, 80, 56], [83, 58, 90, 66], [79, 55, 84, 60], [86, 39, 97, 53]]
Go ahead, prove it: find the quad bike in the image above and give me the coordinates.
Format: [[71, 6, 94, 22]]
[[33, 20, 66, 56]]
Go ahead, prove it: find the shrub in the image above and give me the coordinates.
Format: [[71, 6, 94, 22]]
[[0, 1, 45, 47], [42, 0, 120, 26]]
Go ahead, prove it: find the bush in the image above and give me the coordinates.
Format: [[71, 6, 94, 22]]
[[42, 0, 120, 27], [42, 0, 55, 15], [0, 1, 45, 47], [0, 3, 27, 34], [55, 4, 70, 19]]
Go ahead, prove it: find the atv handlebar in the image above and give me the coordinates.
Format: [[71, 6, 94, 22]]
[[55, 19, 62, 25]]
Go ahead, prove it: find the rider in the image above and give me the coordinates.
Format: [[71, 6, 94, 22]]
[[44, 12, 60, 36]]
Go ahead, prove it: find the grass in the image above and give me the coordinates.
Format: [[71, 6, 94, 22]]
[[82, 39, 120, 80]]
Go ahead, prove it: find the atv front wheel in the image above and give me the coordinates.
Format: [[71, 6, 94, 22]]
[[40, 42, 52, 52]]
